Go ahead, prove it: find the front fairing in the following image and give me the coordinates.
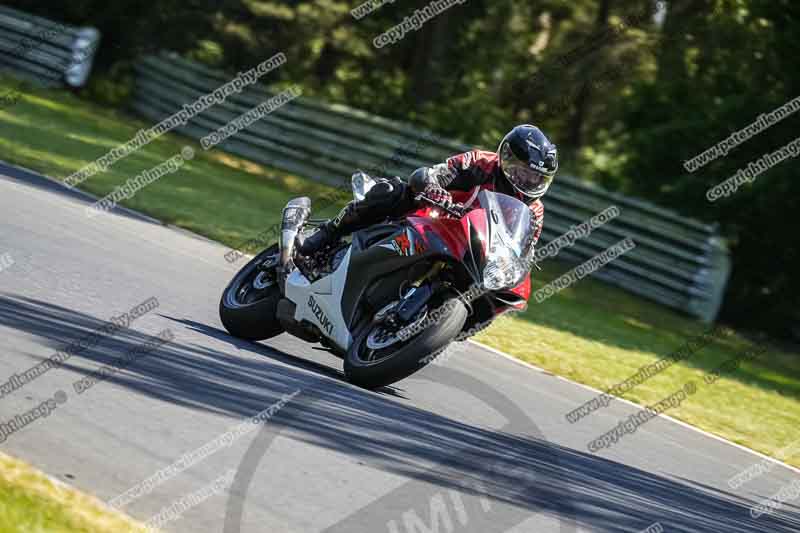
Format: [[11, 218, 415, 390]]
[[407, 190, 534, 294]]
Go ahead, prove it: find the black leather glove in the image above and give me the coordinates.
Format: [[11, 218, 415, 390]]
[[422, 183, 453, 207]]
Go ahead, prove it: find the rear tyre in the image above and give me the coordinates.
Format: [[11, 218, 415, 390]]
[[344, 297, 468, 389], [219, 245, 284, 341]]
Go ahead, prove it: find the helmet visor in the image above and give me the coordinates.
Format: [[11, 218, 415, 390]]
[[500, 144, 553, 198]]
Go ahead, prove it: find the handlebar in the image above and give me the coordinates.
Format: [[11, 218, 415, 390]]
[[414, 193, 467, 218]]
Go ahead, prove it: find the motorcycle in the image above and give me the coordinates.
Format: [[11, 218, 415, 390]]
[[219, 172, 536, 388]]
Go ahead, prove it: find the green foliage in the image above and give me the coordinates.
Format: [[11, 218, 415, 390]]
[[81, 64, 133, 107], [613, 0, 800, 337]]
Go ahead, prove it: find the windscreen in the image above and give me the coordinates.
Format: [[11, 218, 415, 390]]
[[481, 191, 536, 259]]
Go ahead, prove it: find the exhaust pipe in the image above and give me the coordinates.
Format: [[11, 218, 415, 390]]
[[279, 197, 311, 269]]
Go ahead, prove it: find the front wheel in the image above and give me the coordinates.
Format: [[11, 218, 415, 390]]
[[219, 245, 284, 340], [344, 297, 468, 389]]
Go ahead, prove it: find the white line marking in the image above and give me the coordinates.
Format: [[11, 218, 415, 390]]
[[468, 339, 800, 477]]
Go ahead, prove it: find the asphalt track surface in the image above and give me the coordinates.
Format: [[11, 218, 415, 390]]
[[1, 164, 799, 533]]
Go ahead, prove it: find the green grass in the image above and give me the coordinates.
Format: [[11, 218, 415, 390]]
[[477, 272, 800, 460], [1, 77, 800, 470], [0, 77, 342, 248], [0, 452, 152, 532]]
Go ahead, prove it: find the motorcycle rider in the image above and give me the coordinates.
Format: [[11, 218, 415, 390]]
[[298, 124, 558, 258]]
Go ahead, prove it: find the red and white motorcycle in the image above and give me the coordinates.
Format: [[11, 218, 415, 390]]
[[220, 172, 536, 388]]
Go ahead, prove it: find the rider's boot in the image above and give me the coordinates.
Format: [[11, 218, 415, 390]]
[[297, 177, 414, 257], [298, 221, 337, 256], [297, 202, 358, 256]]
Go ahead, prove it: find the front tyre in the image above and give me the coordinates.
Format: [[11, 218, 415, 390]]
[[344, 298, 468, 389], [219, 245, 284, 341]]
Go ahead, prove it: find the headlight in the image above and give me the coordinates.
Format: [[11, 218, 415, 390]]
[[483, 246, 525, 290]]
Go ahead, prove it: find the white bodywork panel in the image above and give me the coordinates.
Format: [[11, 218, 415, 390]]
[[283, 172, 378, 350], [284, 247, 354, 350]]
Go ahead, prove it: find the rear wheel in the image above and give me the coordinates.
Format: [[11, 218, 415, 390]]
[[344, 297, 468, 389], [219, 245, 284, 340]]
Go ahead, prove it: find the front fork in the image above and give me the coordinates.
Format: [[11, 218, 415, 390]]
[[381, 261, 447, 327]]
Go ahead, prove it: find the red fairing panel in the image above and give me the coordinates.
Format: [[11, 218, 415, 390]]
[[508, 275, 531, 306], [406, 214, 469, 259], [407, 189, 489, 261]]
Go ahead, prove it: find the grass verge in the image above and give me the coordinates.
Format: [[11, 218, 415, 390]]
[[0, 452, 151, 532], [1, 77, 799, 469]]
